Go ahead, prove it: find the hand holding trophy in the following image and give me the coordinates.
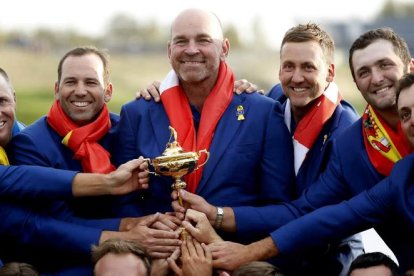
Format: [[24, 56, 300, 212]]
[[146, 126, 209, 238]]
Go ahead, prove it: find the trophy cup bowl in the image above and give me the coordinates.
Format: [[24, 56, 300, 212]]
[[152, 152, 197, 184]]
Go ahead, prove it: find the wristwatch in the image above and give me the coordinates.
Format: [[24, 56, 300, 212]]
[[214, 207, 224, 229]]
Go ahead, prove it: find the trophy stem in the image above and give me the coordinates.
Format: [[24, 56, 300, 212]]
[[172, 178, 187, 207], [179, 226, 188, 241], [171, 178, 188, 240]]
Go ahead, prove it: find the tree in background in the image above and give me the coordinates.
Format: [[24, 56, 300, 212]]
[[379, 0, 414, 18]]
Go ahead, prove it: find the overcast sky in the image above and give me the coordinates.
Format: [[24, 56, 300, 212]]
[[1, 0, 403, 47]]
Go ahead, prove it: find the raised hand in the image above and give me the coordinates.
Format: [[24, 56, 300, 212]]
[[151, 248, 180, 276], [171, 189, 216, 224], [124, 213, 181, 258], [135, 80, 161, 102], [107, 156, 149, 195], [135, 79, 261, 102], [182, 209, 222, 244], [151, 212, 182, 232], [234, 79, 259, 94], [168, 236, 213, 276], [208, 241, 251, 271]]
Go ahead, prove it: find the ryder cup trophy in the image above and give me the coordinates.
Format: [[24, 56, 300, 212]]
[[147, 126, 209, 207]]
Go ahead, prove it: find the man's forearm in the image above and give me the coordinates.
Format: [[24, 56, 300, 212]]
[[247, 237, 279, 260], [72, 173, 111, 197]]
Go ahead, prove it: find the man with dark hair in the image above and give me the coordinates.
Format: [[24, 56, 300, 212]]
[[0, 68, 154, 272], [207, 28, 414, 272], [232, 261, 285, 276], [347, 252, 400, 276], [3, 47, 180, 274]]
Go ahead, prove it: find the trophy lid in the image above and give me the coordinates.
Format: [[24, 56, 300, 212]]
[[161, 126, 184, 156], [149, 126, 209, 175], [162, 140, 184, 156]]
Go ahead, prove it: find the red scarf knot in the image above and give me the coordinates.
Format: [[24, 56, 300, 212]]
[[47, 100, 115, 173], [159, 61, 234, 193], [286, 82, 341, 174]]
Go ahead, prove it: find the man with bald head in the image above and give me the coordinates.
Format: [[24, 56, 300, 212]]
[[115, 8, 294, 245]]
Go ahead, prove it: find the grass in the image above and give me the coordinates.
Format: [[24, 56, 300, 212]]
[[0, 47, 365, 125]]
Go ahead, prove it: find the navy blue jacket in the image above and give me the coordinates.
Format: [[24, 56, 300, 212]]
[[4, 113, 123, 274], [273, 153, 414, 271], [114, 93, 295, 244]]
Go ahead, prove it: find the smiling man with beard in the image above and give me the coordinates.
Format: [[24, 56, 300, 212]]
[[207, 27, 414, 273], [172, 23, 362, 275], [114, 8, 294, 247]]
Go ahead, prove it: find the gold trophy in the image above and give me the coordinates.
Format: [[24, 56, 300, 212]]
[[148, 126, 209, 205], [146, 126, 209, 238]]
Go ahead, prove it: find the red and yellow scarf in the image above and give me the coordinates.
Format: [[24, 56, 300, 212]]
[[47, 100, 115, 173], [362, 105, 412, 176], [159, 61, 234, 193], [285, 82, 341, 174]]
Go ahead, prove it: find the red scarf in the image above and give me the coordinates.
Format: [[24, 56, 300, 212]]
[[362, 105, 412, 176], [159, 61, 234, 193], [285, 82, 341, 174], [47, 100, 115, 173]]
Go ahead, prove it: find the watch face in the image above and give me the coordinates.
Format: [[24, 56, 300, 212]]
[[215, 207, 224, 229]]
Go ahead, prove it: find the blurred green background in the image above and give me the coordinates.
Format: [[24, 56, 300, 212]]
[[3, 0, 411, 125], [1, 47, 364, 125]]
